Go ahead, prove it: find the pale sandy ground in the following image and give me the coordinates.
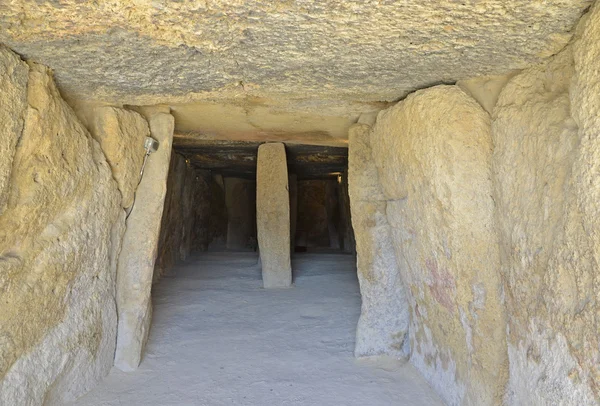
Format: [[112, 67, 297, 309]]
[[75, 252, 443, 406]]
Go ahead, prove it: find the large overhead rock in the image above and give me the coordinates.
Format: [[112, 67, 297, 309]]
[[0, 57, 123, 405], [371, 86, 507, 405], [0, 1, 590, 118]]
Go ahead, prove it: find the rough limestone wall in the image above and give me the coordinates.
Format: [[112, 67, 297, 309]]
[[338, 171, 355, 254], [325, 180, 341, 249], [569, 5, 600, 400], [296, 180, 330, 248], [155, 153, 188, 279], [348, 123, 409, 359], [0, 54, 124, 404], [88, 106, 149, 209], [492, 5, 600, 403], [155, 154, 212, 279], [224, 177, 257, 250], [0, 46, 27, 214], [208, 174, 228, 249], [190, 170, 212, 252], [371, 86, 507, 405]]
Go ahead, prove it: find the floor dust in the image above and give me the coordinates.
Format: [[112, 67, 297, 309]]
[[75, 252, 442, 405]]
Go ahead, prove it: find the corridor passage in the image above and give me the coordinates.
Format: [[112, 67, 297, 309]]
[[75, 253, 442, 406]]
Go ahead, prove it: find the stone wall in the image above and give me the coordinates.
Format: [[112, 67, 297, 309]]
[[296, 180, 330, 248], [351, 5, 600, 404], [208, 175, 228, 250], [224, 177, 257, 251], [155, 153, 212, 280], [370, 86, 507, 406], [348, 123, 409, 359], [337, 171, 355, 254], [493, 5, 600, 402], [0, 48, 126, 405]]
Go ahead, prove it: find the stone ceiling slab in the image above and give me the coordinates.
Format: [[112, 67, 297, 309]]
[[0, 0, 591, 108]]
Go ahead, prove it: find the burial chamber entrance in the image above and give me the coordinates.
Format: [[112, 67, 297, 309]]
[[154, 137, 356, 285]]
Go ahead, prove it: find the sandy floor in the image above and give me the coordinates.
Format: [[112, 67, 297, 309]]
[[75, 252, 442, 406]]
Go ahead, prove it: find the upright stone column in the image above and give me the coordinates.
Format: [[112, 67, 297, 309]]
[[256, 143, 292, 288], [349, 123, 409, 359], [114, 107, 174, 371]]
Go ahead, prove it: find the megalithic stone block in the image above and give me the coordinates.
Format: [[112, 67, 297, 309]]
[[256, 143, 292, 288], [114, 108, 174, 371]]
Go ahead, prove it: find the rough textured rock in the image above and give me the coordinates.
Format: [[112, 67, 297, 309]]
[[492, 4, 600, 401], [456, 74, 515, 114], [371, 86, 507, 405], [0, 45, 27, 214], [256, 143, 291, 288], [89, 107, 150, 208], [337, 171, 355, 254], [0, 1, 590, 112], [114, 109, 174, 371], [0, 58, 123, 405], [224, 177, 257, 250], [348, 123, 409, 359]]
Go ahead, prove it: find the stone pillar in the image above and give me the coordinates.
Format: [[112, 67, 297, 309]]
[[338, 171, 355, 253], [288, 174, 298, 250], [256, 143, 292, 288], [114, 107, 174, 371], [225, 177, 255, 250], [349, 123, 409, 359]]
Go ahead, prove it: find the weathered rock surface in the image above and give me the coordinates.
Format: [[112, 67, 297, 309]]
[[456, 74, 515, 115], [337, 171, 355, 254], [208, 175, 228, 250], [89, 107, 150, 208], [0, 45, 27, 214], [0, 56, 123, 405], [493, 4, 600, 401], [256, 143, 291, 288], [348, 123, 409, 359], [225, 177, 256, 250], [371, 86, 507, 405], [114, 108, 174, 371], [0, 1, 590, 112]]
